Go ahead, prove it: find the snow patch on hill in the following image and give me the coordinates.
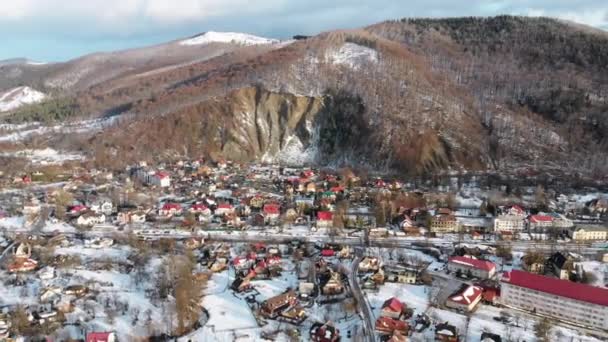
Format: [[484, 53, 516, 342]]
[[180, 31, 279, 46], [0, 148, 84, 165], [327, 42, 379, 69], [0, 86, 47, 112]]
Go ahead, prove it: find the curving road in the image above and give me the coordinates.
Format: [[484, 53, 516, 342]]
[[349, 250, 376, 342]]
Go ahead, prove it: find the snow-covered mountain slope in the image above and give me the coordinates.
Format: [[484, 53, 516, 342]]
[[0, 86, 47, 112], [326, 42, 378, 68], [180, 31, 279, 46]]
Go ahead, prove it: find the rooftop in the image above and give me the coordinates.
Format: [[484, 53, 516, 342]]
[[502, 270, 608, 306]]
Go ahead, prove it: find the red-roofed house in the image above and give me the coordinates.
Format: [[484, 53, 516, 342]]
[[69, 205, 88, 216], [86, 332, 116, 342], [321, 249, 335, 257], [501, 270, 608, 330], [159, 203, 182, 217], [190, 204, 211, 216], [529, 214, 553, 230], [215, 203, 234, 216], [310, 322, 340, 342], [508, 205, 526, 216], [151, 171, 171, 188], [263, 203, 280, 223], [317, 211, 333, 228], [448, 256, 496, 279], [381, 297, 406, 319], [446, 285, 483, 312], [375, 316, 409, 335], [8, 258, 38, 273]]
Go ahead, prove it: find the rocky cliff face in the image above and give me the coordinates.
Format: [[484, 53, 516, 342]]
[[219, 87, 323, 163]]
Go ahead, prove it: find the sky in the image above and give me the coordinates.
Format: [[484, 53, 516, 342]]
[[1, 0, 607, 62]]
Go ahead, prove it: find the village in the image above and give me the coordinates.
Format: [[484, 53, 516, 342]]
[[0, 159, 607, 342]]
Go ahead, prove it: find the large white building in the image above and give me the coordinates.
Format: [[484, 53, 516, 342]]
[[501, 270, 608, 331], [570, 226, 608, 241], [494, 215, 525, 233]]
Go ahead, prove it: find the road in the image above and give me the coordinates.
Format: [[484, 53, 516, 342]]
[[3, 224, 607, 256], [349, 251, 375, 342]]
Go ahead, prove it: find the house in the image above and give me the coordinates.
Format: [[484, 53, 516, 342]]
[[159, 203, 182, 217], [550, 213, 574, 229], [184, 237, 204, 249], [76, 211, 106, 226], [90, 200, 113, 215], [570, 226, 608, 241], [359, 256, 380, 273], [430, 210, 459, 234], [306, 182, 316, 194], [151, 171, 171, 187], [501, 270, 608, 330], [529, 214, 553, 230], [261, 291, 298, 318], [86, 332, 117, 342], [546, 252, 573, 280], [435, 322, 459, 342], [321, 249, 335, 257], [310, 322, 340, 342], [321, 271, 344, 295], [317, 211, 333, 228], [215, 203, 235, 216], [190, 204, 211, 216], [380, 297, 406, 319], [117, 210, 146, 224], [385, 266, 417, 284], [493, 215, 525, 233], [8, 258, 38, 273], [375, 316, 409, 335], [448, 256, 496, 279], [295, 196, 315, 208], [69, 204, 89, 216], [507, 205, 526, 216], [14, 242, 32, 259], [23, 200, 41, 215], [446, 285, 483, 312], [480, 332, 502, 342], [263, 203, 281, 223], [64, 285, 88, 296]]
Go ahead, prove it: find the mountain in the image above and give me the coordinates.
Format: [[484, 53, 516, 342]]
[[2, 18, 608, 177]]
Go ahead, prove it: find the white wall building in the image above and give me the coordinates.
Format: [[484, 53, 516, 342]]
[[447, 256, 496, 279], [494, 215, 525, 233], [501, 270, 608, 330]]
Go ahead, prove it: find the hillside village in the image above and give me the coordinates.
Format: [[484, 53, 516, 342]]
[[0, 159, 606, 341]]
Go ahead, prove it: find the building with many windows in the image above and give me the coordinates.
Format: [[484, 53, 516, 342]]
[[501, 270, 608, 330], [494, 215, 525, 233], [447, 256, 496, 279], [430, 209, 459, 234], [570, 226, 608, 241]]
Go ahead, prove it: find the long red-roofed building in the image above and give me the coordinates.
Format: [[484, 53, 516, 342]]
[[501, 270, 608, 330]]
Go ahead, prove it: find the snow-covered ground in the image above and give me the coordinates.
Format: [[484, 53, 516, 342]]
[[0, 147, 84, 165], [327, 42, 378, 69], [180, 31, 279, 46], [0, 86, 47, 112], [0, 115, 123, 142]]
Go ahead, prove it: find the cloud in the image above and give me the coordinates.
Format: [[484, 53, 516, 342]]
[[1, 0, 607, 61]]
